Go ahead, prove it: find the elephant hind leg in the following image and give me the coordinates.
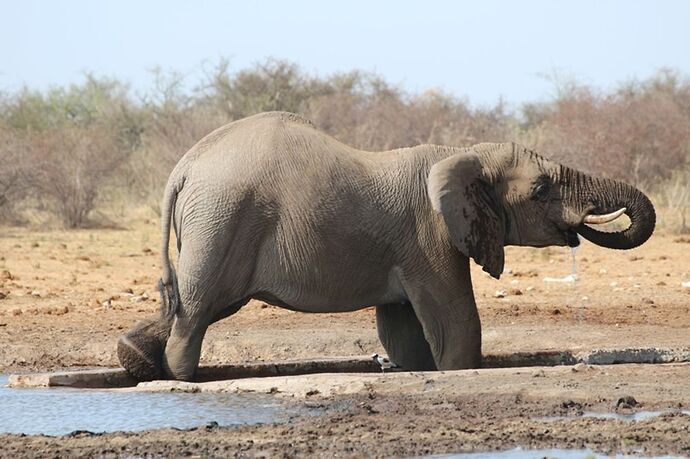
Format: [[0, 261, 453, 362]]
[[163, 296, 250, 381], [375, 302, 437, 371]]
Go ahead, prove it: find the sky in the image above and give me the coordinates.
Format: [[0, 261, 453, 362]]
[[2, 0, 689, 107]]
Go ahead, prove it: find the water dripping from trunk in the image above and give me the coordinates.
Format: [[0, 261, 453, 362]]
[[570, 236, 587, 322], [543, 238, 586, 320]]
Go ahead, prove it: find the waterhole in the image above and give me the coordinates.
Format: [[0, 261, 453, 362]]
[[0, 375, 306, 436], [431, 447, 681, 458], [537, 410, 690, 423]]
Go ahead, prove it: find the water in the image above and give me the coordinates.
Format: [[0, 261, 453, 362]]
[[570, 244, 579, 279], [543, 245, 585, 319], [430, 447, 683, 458], [583, 410, 690, 421], [538, 410, 690, 423], [570, 244, 586, 320], [0, 375, 305, 436]]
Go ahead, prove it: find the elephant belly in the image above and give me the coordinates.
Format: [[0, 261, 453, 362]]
[[249, 262, 407, 313]]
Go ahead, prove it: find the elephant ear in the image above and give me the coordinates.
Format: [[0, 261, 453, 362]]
[[427, 151, 506, 279]]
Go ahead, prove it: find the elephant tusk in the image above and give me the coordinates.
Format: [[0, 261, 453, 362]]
[[583, 207, 627, 225]]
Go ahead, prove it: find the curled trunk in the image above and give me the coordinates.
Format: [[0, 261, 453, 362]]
[[575, 177, 656, 249]]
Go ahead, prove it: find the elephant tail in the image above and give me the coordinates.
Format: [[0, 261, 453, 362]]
[[159, 173, 184, 320]]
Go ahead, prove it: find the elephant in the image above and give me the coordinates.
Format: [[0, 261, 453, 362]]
[[117, 111, 655, 381]]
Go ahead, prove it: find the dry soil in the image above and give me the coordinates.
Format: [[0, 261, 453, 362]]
[[0, 222, 689, 457]]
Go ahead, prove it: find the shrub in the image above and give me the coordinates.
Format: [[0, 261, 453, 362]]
[[524, 71, 690, 186]]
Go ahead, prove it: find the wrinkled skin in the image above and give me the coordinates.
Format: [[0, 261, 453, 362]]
[[118, 112, 655, 381]]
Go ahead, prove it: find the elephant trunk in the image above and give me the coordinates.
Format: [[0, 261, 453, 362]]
[[574, 175, 656, 250]]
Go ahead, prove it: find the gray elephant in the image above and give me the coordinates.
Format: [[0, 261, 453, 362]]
[[118, 111, 655, 381]]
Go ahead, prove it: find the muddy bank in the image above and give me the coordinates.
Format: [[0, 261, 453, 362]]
[[2, 363, 689, 457], [0, 392, 688, 458]]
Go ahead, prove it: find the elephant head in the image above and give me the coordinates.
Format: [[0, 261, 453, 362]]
[[117, 278, 178, 381], [428, 142, 655, 279], [117, 315, 172, 381]]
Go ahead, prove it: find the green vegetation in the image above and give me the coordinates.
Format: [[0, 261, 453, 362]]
[[1, 59, 688, 231]]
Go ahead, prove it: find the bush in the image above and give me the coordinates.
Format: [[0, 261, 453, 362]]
[[0, 76, 139, 227], [0, 124, 32, 219], [0, 61, 687, 229], [26, 125, 126, 227], [523, 71, 690, 186]]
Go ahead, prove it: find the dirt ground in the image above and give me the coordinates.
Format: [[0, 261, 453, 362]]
[[0, 221, 689, 457]]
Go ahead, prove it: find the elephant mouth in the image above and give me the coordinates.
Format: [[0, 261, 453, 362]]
[[564, 229, 581, 247], [562, 207, 630, 249]]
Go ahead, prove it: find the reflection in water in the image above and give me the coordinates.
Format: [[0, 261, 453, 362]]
[[0, 375, 303, 436]]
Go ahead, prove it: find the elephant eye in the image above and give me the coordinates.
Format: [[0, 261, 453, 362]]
[[532, 181, 550, 200]]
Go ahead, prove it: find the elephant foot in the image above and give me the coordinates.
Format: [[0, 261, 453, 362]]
[[117, 316, 172, 381]]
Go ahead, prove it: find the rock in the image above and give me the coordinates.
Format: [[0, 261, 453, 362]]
[[494, 290, 507, 298], [561, 400, 582, 410], [571, 363, 589, 372], [51, 306, 69, 316], [543, 274, 578, 283], [616, 395, 638, 409], [508, 288, 523, 296], [31, 290, 41, 297], [0, 291, 6, 300], [682, 281, 690, 290], [532, 369, 545, 377], [570, 363, 587, 373], [0, 270, 13, 281], [130, 293, 149, 303]]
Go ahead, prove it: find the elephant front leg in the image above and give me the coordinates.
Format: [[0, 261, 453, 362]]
[[376, 302, 437, 371], [402, 270, 482, 370]]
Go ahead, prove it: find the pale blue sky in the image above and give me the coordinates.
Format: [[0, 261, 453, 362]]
[[2, 0, 689, 106]]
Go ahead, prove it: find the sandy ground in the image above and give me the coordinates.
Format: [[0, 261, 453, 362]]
[[0, 222, 689, 457]]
